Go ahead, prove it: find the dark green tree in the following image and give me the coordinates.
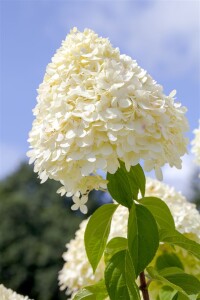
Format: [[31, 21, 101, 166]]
[[0, 163, 103, 300]]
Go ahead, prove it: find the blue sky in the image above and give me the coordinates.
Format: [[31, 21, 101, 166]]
[[0, 0, 200, 195]]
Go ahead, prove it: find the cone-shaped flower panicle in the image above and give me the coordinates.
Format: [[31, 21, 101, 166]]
[[27, 28, 188, 212], [0, 284, 32, 300], [58, 178, 200, 297]]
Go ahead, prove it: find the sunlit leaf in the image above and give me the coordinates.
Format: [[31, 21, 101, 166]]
[[147, 267, 200, 298], [140, 197, 175, 232], [155, 252, 184, 271], [84, 203, 118, 272], [128, 204, 159, 276], [104, 237, 127, 263], [73, 280, 107, 300], [107, 162, 146, 207], [105, 250, 140, 300], [160, 229, 200, 261]]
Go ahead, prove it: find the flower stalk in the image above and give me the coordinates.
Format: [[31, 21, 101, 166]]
[[139, 271, 150, 300]]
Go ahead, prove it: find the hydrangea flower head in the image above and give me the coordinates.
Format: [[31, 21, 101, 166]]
[[191, 120, 200, 167], [27, 28, 188, 211], [0, 284, 32, 300], [59, 178, 200, 298]]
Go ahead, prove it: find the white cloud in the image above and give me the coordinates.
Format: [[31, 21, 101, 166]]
[[162, 153, 199, 199], [52, 0, 199, 79], [0, 143, 26, 179], [126, 1, 199, 78]]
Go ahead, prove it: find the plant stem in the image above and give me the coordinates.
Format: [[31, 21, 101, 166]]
[[139, 271, 150, 300]]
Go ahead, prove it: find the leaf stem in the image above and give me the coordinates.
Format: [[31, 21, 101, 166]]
[[139, 271, 150, 300]]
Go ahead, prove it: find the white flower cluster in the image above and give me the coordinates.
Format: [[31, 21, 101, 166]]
[[0, 284, 32, 300], [27, 28, 188, 212], [58, 178, 200, 297], [192, 120, 200, 167], [58, 205, 128, 297], [146, 178, 200, 240]]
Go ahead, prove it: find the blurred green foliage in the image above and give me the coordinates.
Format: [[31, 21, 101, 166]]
[[0, 163, 103, 300], [191, 169, 200, 211], [0, 163, 199, 300]]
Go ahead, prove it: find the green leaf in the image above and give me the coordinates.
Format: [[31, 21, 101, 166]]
[[73, 289, 94, 300], [107, 162, 146, 207], [73, 280, 108, 300], [155, 253, 184, 271], [105, 250, 141, 300], [140, 197, 175, 232], [128, 163, 146, 198], [172, 293, 198, 300], [125, 250, 137, 283], [158, 286, 178, 300], [128, 204, 159, 277], [147, 266, 200, 298], [84, 203, 118, 273], [107, 165, 133, 208], [172, 293, 196, 300], [160, 267, 200, 295], [104, 237, 128, 263], [172, 293, 188, 300], [157, 288, 194, 300], [160, 229, 200, 261]]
